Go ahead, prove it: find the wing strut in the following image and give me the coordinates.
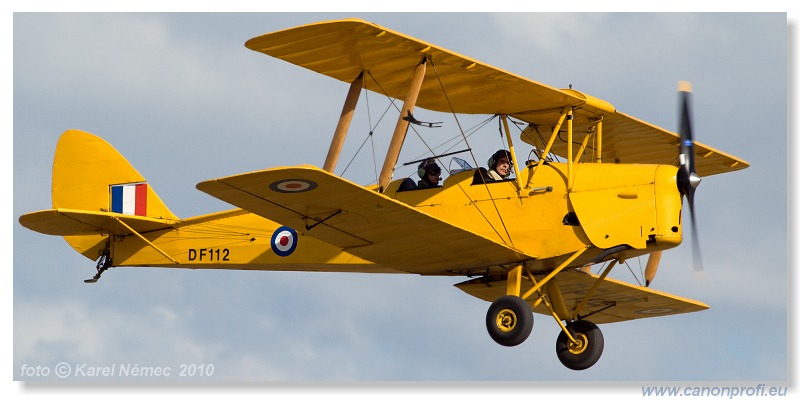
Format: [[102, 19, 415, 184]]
[[525, 107, 570, 189], [378, 57, 427, 192], [324, 71, 364, 173], [501, 115, 524, 192]]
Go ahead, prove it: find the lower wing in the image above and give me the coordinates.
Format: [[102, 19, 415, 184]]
[[196, 165, 535, 275], [455, 269, 708, 324]]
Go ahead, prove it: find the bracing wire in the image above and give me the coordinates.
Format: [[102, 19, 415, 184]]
[[429, 59, 514, 247], [407, 114, 496, 163], [339, 72, 392, 180], [624, 259, 643, 287], [333, 57, 541, 248]]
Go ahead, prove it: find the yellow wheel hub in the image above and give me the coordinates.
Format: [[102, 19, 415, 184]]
[[567, 333, 589, 355], [496, 308, 518, 333]]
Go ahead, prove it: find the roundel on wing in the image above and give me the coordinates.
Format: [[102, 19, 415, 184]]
[[269, 179, 318, 193], [271, 226, 298, 257]]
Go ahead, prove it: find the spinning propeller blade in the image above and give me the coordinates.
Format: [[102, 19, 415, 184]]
[[648, 82, 705, 286], [676, 81, 703, 272]]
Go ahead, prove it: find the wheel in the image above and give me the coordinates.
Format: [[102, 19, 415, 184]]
[[485, 295, 534, 347], [555, 320, 604, 370]]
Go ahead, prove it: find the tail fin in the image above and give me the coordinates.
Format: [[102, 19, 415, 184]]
[[37, 129, 178, 260], [52, 129, 177, 219]]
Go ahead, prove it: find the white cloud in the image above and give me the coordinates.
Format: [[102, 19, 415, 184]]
[[14, 297, 224, 378]]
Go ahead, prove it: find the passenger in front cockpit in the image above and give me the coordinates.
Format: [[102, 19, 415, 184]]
[[487, 149, 513, 181]]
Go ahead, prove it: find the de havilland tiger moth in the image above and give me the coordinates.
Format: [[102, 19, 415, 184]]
[[18, 19, 749, 370]]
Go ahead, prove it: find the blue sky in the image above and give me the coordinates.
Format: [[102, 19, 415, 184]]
[[5, 6, 794, 399]]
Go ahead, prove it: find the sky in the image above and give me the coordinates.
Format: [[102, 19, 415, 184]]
[[4, 5, 795, 400]]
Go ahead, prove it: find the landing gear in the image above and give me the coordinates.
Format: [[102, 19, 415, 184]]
[[484, 249, 606, 369], [485, 295, 533, 347], [84, 249, 112, 284], [484, 295, 605, 369], [555, 320, 604, 370]]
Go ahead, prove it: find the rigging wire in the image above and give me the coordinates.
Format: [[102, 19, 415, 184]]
[[364, 81, 379, 183], [497, 118, 508, 151], [363, 59, 459, 185], [624, 259, 643, 287], [339, 72, 392, 180], [331, 58, 533, 248], [407, 114, 496, 163], [339, 132, 375, 177], [429, 59, 514, 247], [529, 125, 560, 162], [637, 255, 644, 283], [364, 67, 437, 185]]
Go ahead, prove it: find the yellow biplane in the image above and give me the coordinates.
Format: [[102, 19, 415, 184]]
[[19, 19, 748, 370]]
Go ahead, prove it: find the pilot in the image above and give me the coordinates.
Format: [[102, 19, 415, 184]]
[[487, 149, 513, 181], [417, 159, 442, 189]]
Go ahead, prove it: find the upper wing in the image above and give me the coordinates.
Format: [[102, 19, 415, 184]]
[[245, 18, 748, 176], [196, 165, 534, 275], [455, 269, 708, 324], [245, 19, 584, 118], [520, 111, 749, 177]]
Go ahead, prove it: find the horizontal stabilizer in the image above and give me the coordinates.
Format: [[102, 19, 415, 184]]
[[197, 166, 534, 275], [19, 208, 177, 236]]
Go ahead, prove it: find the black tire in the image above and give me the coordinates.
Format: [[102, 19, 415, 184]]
[[555, 320, 604, 370], [485, 295, 534, 347]]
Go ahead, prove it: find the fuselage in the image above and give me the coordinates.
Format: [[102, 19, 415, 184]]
[[104, 161, 682, 275]]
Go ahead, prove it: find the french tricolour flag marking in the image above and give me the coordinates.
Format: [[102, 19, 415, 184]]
[[111, 183, 148, 216]]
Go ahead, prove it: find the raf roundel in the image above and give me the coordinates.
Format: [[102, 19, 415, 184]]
[[269, 179, 318, 193], [271, 226, 298, 257]]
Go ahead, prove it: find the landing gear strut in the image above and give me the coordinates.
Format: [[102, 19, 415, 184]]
[[84, 249, 112, 284], [484, 248, 607, 369]]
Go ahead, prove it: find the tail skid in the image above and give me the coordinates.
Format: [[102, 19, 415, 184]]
[[84, 249, 112, 283]]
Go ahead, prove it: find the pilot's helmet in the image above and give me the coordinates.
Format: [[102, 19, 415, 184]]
[[418, 159, 441, 179]]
